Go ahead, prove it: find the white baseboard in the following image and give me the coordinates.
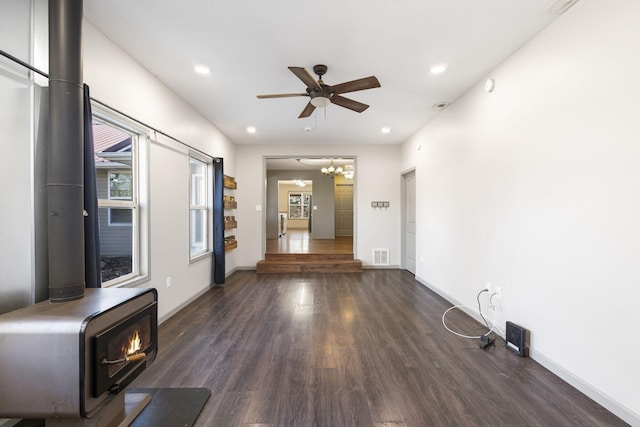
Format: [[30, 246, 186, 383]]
[[415, 275, 638, 426], [158, 267, 241, 324], [158, 285, 211, 325], [530, 350, 639, 426]]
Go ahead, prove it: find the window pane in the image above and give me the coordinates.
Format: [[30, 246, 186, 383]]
[[289, 205, 302, 219], [289, 194, 301, 205], [190, 208, 207, 255], [109, 207, 132, 225], [190, 158, 206, 206], [99, 206, 133, 283], [108, 171, 132, 200]]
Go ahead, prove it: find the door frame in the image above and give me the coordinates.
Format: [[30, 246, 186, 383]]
[[262, 156, 358, 257], [401, 168, 416, 273]]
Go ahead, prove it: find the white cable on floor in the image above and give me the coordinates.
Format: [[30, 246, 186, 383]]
[[441, 304, 497, 339]]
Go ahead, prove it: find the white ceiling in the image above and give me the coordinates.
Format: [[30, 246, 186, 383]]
[[83, 0, 564, 146]]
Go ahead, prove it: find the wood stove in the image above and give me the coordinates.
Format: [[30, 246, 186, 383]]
[[0, 3, 160, 426], [0, 288, 157, 424]]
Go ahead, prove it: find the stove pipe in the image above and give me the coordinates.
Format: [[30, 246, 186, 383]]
[[47, 0, 85, 302]]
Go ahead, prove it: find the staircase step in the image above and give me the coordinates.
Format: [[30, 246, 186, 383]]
[[264, 253, 355, 262], [256, 258, 363, 274]]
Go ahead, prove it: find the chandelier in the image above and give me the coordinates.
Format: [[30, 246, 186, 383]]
[[321, 160, 343, 178], [321, 160, 354, 179]]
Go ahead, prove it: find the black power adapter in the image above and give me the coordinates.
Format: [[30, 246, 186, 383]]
[[478, 335, 495, 349]]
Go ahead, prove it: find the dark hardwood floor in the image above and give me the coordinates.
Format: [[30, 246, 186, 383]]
[[131, 270, 626, 426]]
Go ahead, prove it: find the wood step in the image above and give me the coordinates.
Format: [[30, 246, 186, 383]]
[[257, 257, 363, 274], [263, 253, 355, 262]]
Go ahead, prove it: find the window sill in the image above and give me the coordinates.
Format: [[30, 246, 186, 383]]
[[103, 274, 150, 289], [190, 251, 212, 265]]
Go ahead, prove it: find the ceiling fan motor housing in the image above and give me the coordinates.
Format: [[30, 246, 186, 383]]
[[313, 64, 328, 77]]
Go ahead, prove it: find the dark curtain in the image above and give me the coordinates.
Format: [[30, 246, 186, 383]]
[[83, 84, 101, 288], [213, 158, 225, 284]]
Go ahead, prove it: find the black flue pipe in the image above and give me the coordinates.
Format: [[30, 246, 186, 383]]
[[48, 0, 85, 302]]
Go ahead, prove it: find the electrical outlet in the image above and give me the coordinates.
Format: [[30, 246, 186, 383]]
[[166, 276, 171, 288], [495, 287, 501, 299]]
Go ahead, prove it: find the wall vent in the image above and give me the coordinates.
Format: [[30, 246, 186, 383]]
[[372, 248, 390, 265], [545, 0, 579, 14]]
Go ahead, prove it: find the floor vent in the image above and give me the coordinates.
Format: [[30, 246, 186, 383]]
[[372, 248, 390, 265]]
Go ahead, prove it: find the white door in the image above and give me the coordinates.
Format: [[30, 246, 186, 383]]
[[404, 171, 416, 274]]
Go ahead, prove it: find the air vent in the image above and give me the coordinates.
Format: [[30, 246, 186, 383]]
[[372, 248, 389, 266], [545, 0, 579, 14], [432, 102, 450, 111]]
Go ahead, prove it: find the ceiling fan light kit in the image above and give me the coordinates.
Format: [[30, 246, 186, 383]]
[[310, 96, 330, 108], [257, 64, 381, 118]]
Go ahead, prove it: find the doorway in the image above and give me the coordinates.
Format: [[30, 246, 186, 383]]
[[264, 157, 355, 256]]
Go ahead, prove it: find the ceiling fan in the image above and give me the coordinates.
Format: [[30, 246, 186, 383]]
[[257, 64, 381, 118]]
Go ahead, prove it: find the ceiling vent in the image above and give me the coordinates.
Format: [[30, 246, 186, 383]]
[[545, 0, 579, 14], [372, 248, 390, 266], [432, 102, 450, 111]]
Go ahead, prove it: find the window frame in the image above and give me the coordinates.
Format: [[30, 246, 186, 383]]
[[92, 108, 149, 288], [189, 152, 212, 261], [288, 191, 312, 219]]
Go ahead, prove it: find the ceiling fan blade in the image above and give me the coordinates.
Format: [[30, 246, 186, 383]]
[[330, 95, 369, 113], [288, 66, 322, 90], [330, 76, 380, 95], [298, 102, 316, 118], [257, 93, 308, 99]]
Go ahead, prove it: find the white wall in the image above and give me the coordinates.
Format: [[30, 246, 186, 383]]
[[83, 22, 237, 321], [0, 1, 42, 315], [235, 144, 401, 268], [400, 0, 640, 423]]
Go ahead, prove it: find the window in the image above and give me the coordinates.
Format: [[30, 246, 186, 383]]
[[190, 155, 210, 259], [107, 171, 133, 225], [289, 192, 311, 219], [93, 115, 148, 286]]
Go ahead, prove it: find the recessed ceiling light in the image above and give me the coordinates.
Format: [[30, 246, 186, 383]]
[[246, 126, 256, 134], [429, 64, 448, 74], [194, 64, 210, 75], [381, 127, 391, 134], [303, 127, 312, 132]]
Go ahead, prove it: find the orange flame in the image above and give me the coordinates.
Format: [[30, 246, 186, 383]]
[[126, 331, 142, 356]]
